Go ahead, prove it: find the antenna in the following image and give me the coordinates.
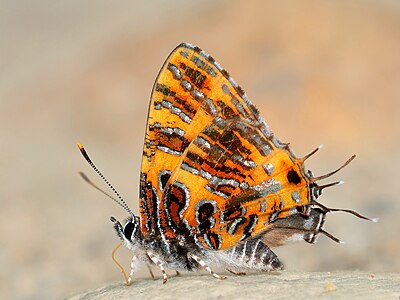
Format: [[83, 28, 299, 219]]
[[78, 171, 132, 214], [77, 143, 135, 218]]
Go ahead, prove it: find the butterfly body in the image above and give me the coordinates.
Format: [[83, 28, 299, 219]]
[[113, 215, 283, 278], [78, 43, 370, 284]]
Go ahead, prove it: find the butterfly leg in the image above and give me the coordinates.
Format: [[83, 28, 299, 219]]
[[226, 269, 246, 276], [146, 264, 155, 279], [188, 253, 227, 280], [127, 255, 138, 285], [147, 251, 168, 284]]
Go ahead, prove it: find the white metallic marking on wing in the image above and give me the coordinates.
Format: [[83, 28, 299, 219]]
[[180, 79, 192, 91], [168, 63, 182, 79], [209, 176, 240, 189], [205, 185, 229, 199], [250, 179, 281, 193], [195, 136, 211, 149], [157, 146, 182, 156], [263, 163, 275, 176]]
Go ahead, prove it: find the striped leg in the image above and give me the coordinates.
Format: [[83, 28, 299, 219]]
[[147, 251, 168, 284], [127, 256, 137, 285], [146, 264, 155, 279], [227, 269, 246, 276], [188, 253, 227, 280]]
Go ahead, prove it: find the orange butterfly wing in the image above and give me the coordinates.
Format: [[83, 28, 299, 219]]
[[140, 43, 310, 250]]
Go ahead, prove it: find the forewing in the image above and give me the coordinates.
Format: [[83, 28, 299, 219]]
[[139, 43, 272, 238]]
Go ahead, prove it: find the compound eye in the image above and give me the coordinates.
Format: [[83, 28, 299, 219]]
[[123, 222, 135, 240]]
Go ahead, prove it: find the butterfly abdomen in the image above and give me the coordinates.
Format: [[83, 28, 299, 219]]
[[202, 238, 282, 274]]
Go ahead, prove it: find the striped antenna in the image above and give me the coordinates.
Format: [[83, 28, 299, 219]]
[[77, 143, 135, 218]]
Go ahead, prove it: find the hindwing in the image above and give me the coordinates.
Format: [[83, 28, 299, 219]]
[[164, 118, 310, 249]]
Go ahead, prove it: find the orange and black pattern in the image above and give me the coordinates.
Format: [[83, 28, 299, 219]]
[[139, 43, 313, 250]]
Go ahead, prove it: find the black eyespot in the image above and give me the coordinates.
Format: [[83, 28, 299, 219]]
[[159, 171, 171, 191], [123, 222, 135, 240], [287, 169, 301, 185]]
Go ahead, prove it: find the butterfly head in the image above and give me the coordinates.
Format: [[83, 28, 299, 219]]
[[111, 216, 142, 247]]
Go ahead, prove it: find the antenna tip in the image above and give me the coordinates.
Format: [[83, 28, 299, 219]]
[[338, 180, 345, 185], [339, 240, 345, 244], [318, 144, 324, 149], [370, 218, 379, 223], [77, 143, 92, 163]]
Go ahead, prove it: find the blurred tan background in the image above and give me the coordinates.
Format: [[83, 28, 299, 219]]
[[1, 0, 399, 299]]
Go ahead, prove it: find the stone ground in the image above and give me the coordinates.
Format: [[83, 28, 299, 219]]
[[67, 271, 400, 300], [1, 1, 399, 299]]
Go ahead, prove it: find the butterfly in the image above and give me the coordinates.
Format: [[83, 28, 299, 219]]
[[78, 43, 374, 284]]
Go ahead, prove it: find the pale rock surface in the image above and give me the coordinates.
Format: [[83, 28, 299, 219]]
[[67, 271, 400, 300]]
